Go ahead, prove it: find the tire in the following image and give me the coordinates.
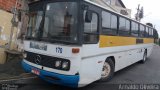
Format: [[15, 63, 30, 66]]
[[100, 58, 115, 82], [140, 51, 147, 63]]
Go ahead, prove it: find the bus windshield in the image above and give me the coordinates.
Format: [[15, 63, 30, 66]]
[[26, 2, 79, 44], [26, 11, 43, 39]]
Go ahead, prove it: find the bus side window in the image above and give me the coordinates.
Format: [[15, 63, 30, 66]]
[[83, 11, 98, 44], [102, 11, 117, 35], [152, 29, 154, 38], [118, 17, 130, 36], [139, 25, 145, 37], [145, 27, 149, 38], [131, 21, 138, 37], [149, 28, 153, 38]]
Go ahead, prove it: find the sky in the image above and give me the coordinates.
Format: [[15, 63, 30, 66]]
[[122, 0, 160, 35]]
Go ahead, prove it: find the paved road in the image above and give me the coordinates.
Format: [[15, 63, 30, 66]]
[[3, 45, 160, 90]]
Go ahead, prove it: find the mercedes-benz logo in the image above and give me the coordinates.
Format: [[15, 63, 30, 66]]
[[35, 55, 41, 64]]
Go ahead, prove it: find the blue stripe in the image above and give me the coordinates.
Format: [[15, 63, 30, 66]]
[[21, 60, 79, 88]]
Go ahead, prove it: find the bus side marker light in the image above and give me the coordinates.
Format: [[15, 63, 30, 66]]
[[72, 48, 80, 54]]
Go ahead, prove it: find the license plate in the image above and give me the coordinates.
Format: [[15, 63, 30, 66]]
[[31, 69, 40, 75]]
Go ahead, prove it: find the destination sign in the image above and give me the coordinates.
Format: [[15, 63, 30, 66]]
[[30, 42, 47, 51]]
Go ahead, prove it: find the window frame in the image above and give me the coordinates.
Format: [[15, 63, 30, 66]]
[[151, 29, 154, 37], [148, 28, 153, 38], [145, 27, 149, 38], [118, 17, 131, 36], [139, 24, 145, 37], [101, 11, 118, 35], [83, 10, 99, 44], [131, 21, 139, 37]]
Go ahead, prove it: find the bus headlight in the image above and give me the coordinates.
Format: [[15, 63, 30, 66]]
[[23, 52, 27, 58], [54, 60, 70, 71], [55, 61, 61, 68], [62, 61, 69, 69]]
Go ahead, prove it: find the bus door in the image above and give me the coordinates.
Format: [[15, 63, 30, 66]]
[[83, 3, 100, 44]]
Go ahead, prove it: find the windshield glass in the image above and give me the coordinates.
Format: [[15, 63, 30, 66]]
[[26, 11, 43, 38], [26, 2, 78, 44]]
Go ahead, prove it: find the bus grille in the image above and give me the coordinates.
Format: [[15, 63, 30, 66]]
[[25, 51, 70, 71]]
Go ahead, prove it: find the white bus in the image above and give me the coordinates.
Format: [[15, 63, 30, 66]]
[[22, 0, 156, 88]]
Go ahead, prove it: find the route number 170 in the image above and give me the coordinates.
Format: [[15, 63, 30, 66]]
[[56, 47, 63, 53]]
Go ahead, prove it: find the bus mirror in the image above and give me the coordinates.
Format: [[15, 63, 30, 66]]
[[85, 11, 92, 22]]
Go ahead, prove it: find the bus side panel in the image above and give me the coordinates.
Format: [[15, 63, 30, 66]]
[[78, 51, 135, 87], [78, 50, 132, 86], [79, 56, 105, 87], [128, 49, 143, 64], [146, 44, 154, 57], [79, 43, 154, 86], [114, 51, 132, 71]]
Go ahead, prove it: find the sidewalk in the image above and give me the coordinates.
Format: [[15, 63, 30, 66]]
[[0, 57, 25, 79]]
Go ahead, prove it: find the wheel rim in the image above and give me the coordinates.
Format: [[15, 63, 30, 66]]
[[101, 62, 111, 78]]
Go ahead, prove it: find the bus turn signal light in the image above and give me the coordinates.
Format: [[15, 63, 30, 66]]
[[72, 48, 80, 53]]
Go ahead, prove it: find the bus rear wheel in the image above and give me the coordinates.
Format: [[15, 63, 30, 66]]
[[140, 51, 147, 63], [100, 58, 114, 82]]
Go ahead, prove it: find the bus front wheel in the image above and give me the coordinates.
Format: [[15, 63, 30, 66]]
[[100, 58, 114, 82]]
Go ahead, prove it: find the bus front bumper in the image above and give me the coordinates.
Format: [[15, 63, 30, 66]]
[[21, 60, 79, 88]]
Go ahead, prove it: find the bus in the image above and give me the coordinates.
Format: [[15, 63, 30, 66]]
[[21, 0, 157, 88]]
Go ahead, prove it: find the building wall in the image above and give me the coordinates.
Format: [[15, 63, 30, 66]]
[[0, 0, 21, 12], [0, 0, 21, 64], [93, 0, 116, 11], [111, 0, 116, 6], [0, 9, 19, 64], [90, 0, 131, 17], [111, 5, 131, 17], [115, 0, 123, 7]]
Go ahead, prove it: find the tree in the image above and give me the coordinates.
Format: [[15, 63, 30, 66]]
[[135, 4, 144, 22]]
